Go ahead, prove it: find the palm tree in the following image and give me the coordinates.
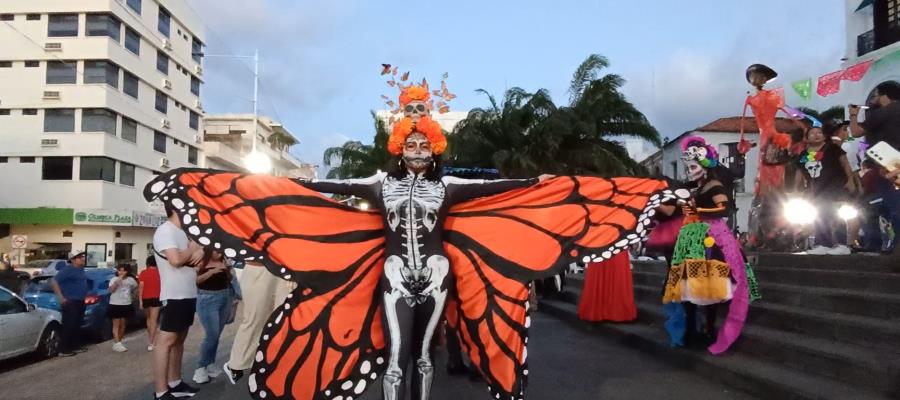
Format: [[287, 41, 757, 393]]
[[796, 106, 845, 124], [448, 54, 658, 177], [322, 111, 392, 179]]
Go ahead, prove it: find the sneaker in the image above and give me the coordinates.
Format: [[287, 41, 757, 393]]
[[192, 367, 210, 384], [58, 351, 75, 357], [147, 345, 154, 352], [206, 364, 222, 378], [169, 381, 199, 397], [154, 392, 177, 400], [807, 245, 830, 255], [223, 364, 244, 385], [827, 245, 851, 255], [112, 342, 128, 352]]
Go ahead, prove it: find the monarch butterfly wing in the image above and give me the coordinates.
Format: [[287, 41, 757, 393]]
[[443, 176, 678, 399], [250, 248, 387, 400], [143, 168, 385, 293]]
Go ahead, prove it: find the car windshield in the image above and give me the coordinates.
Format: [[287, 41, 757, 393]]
[[26, 276, 56, 293], [24, 260, 52, 269]]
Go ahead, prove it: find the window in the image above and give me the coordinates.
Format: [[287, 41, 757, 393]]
[[0, 157, 7, 163], [190, 76, 201, 96], [121, 117, 137, 142], [23, 109, 38, 115], [26, 14, 41, 21], [46, 61, 77, 84], [84, 60, 119, 88], [123, 71, 139, 98], [188, 147, 198, 165], [189, 112, 200, 131], [42, 157, 73, 180], [192, 38, 203, 63], [124, 27, 140, 55], [86, 14, 121, 42], [153, 131, 166, 153], [158, 7, 171, 37], [0, 109, 9, 115], [44, 109, 75, 132], [21, 157, 36, 163], [80, 157, 116, 182], [0, 289, 27, 315], [48, 14, 78, 37], [0, 62, 10, 68], [25, 61, 39, 68], [82, 108, 117, 135], [126, 0, 141, 14], [156, 50, 169, 75], [155, 90, 167, 114], [119, 162, 135, 186], [0, 14, 13, 21]]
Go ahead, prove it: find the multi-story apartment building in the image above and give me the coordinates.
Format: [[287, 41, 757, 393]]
[[202, 114, 316, 178], [0, 0, 205, 267]]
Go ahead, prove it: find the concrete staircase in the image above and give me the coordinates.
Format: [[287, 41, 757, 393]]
[[540, 254, 900, 400]]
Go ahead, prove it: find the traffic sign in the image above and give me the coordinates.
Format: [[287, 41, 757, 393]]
[[11, 235, 28, 249]]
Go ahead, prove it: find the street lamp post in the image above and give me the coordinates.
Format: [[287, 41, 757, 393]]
[[194, 50, 271, 173]]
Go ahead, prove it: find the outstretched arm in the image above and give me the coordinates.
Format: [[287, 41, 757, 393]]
[[443, 175, 551, 204], [294, 172, 384, 201]]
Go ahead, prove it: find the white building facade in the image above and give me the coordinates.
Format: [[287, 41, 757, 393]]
[[840, 0, 900, 106], [203, 114, 315, 179], [0, 0, 206, 267]]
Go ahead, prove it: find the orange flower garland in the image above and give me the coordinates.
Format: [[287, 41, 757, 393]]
[[388, 116, 446, 155], [399, 85, 430, 106]]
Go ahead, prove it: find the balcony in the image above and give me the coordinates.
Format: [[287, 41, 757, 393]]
[[858, 29, 876, 56]]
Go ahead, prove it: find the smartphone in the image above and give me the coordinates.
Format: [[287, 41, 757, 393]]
[[866, 142, 900, 172]]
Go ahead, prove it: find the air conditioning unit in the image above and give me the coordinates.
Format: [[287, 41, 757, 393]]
[[162, 39, 172, 50], [41, 139, 59, 147], [159, 157, 170, 169], [42, 91, 61, 100], [44, 42, 62, 51], [193, 134, 203, 144], [194, 100, 203, 110], [161, 119, 171, 129], [162, 79, 172, 89], [193, 65, 203, 75]]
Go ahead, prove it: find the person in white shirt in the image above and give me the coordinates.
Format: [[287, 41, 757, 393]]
[[108, 264, 138, 352], [151, 204, 204, 400]]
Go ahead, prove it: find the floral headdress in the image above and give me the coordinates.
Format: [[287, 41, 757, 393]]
[[681, 135, 719, 168], [379, 64, 456, 155], [387, 116, 446, 155]]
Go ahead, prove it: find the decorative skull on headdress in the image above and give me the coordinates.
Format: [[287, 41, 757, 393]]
[[681, 136, 719, 182], [380, 65, 457, 157]]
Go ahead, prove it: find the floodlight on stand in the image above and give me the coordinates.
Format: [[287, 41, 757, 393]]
[[244, 150, 272, 174]]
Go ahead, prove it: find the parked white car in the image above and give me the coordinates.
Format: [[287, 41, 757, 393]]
[[0, 285, 61, 361]]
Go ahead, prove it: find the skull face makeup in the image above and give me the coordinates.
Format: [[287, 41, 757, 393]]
[[685, 160, 707, 182], [403, 132, 433, 173], [403, 100, 429, 121]]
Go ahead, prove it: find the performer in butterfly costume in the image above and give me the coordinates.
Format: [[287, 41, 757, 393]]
[[144, 82, 681, 400]]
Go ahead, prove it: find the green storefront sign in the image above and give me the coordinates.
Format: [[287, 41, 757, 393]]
[[0, 208, 74, 224], [73, 209, 133, 226]]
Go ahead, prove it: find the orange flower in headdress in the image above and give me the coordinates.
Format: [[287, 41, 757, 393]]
[[388, 116, 446, 155], [399, 84, 430, 106]]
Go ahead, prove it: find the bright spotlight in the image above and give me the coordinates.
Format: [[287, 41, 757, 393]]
[[784, 198, 817, 225], [838, 204, 859, 221], [244, 151, 272, 174], [358, 202, 370, 211]]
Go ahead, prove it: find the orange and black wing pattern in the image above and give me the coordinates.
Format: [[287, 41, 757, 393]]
[[143, 168, 387, 400], [443, 176, 678, 399]]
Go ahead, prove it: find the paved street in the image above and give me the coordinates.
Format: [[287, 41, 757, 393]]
[[0, 311, 755, 400]]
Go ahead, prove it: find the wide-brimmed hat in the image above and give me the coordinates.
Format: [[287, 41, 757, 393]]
[[745, 64, 778, 84]]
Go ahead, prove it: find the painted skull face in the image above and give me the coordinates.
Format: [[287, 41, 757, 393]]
[[685, 160, 706, 182], [403, 132, 433, 173], [403, 100, 429, 121]]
